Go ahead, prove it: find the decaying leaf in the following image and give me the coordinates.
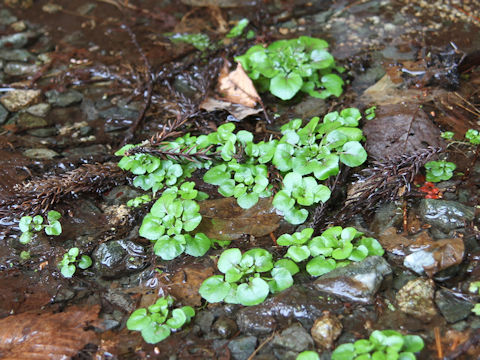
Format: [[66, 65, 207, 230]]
[[217, 62, 260, 108], [196, 197, 281, 240], [0, 305, 100, 360], [199, 97, 262, 120]]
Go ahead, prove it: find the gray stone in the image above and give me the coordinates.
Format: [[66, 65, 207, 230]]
[[0, 32, 29, 49], [17, 112, 48, 130], [404, 250, 435, 275], [0, 104, 8, 124], [103, 185, 144, 206], [313, 256, 392, 304], [27, 127, 57, 137], [92, 239, 146, 278], [61, 144, 109, 158], [0, 49, 32, 62], [396, 278, 437, 321], [23, 148, 59, 159], [194, 311, 215, 335], [228, 335, 257, 360], [418, 199, 475, 233], [293, 97, 327, 119], [0, 9, 17, 26], [46, 89, 83, 107], [435, 289, 474, 323], [76, 3, 96, 15], [272, 323, 314, 352], [213, 316, 238, 338], [0, 89, 41, 112], [26, 103, 50, 117], [370, 202, 403, 234]]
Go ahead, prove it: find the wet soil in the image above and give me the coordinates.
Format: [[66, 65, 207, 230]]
[[1, 0, 480, 359]]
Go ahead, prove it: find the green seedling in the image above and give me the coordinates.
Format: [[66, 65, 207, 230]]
[[235, 36, 344, 100], [58, 247, 92, 278], [127, 194, 151, 208], [127, 295, 195, 344], [19, 210, 62, 244], [168, 33, 210, 51], [330, 329, 424, 360], [469, 281, 480, 316], [226, 18, 249, 38], [199, 248, 298, 306], [424, 160, 456, 182]]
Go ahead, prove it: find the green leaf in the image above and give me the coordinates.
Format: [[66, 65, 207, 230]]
[[340, 141, 367, 167], [236, 130, 254, 145], [270, 72, 303, 100], [402, 335, 424, 353], [321, 73, 344, 97], [283, 207, 309, 225], [153, 235, 186, 260], [357, 237, 385, 256], [348, 245, 368, 262], [274, 259, 300, 275], [139, 214, 165, 241], [44, 220, 62, 236], [141, 323, 171, 344], [185, 233, 211, 257], [398, 353, 416, 360], [244, 248, 273, 272], [127, 308, 152, 331], [199, 275, 231, 303], [355, 339, 375, 354], [310, 49, 334, 69], [331, 343, 356, 360], [78, 255, 92, 269], [225, 267, 243, 283], [61, 264, 76, 278], [19, 231, 33, 244], [296, 351, 320, 360], [226, 18, 249, 38], [285, 245, 310, 262], [282, 172, 303, 192], [269, 267, 293, 292], [33, 215, 43, 225], [236, 277, 269, 306], [181, 306, 195, 321], [218, 179, 236, 197], [306, 256, 336, 276], [273, 143, 294, 171], [19, 216, 32, 232], [237, 192, 259, 209], [340, 108, 362, 126], [218, 248, 242, 273], [332, 242, 353, 260], [204, 165, 230, 185], [166, 308, 187, 329], [273, 190, 295, 212]]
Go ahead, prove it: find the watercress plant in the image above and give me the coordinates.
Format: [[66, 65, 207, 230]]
[[235, 36, 344, 100], [19, 210, 62, 244], [58, 247, 92, 278], [424, 160, 456, 182], [127, 295, 195, 344]]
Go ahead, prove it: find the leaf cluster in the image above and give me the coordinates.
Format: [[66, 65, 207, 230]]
[[127, 295, 195, 344], [424, 160, 456, 182], [469, 281, 480, 316], [235, 36, 344, 100], [199, 248, 299, 306], [126, 194, 151, 208], [331, 330, 424, 360], [58, 247, 92, 278], [277, 226, 384, 277], [19, 210, 62, 244]]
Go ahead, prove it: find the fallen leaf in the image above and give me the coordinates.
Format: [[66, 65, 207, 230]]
[[363, 103, 445, 160], [0, 305, 100, 360], [378, 227, 414, 255], [217, 62, 260, 108], [199, 97, 262, 120], [196, 197, 281, 240]]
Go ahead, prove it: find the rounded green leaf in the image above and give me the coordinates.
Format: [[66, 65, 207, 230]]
[[78, 255, 92, 269], [45, 221, 62, 236], [199, 275, 231, 303], [332, 343, 356, 360], [348, 245, 368, 262], [398, 353, 416, 360], [273, 143, 294, 171], [203, 165, 229, 185], [127, 308, 152, 331], [306, 256, 336, 276], [153, 236, 185, 260], [273, 190, 295, 213], [182, 213, 202, 232], [244, 248, 273, 272], [218, 179, 236, 197], [19, 231, 33, 244], [402, 335, 424, 353], [274, 258, 300, 275], [285, 245, 310, 262], [225, 267, 243, 283], [237, 192, 259, 209], [321, 73, 344, 97], [236, 130, 254, 145], [61, 264, 76, 278], [340, 141, 367, 167], [283, 207, 309, 225], [19, 216, 32, 232], [332, 242, 353, 260], [314, 154, 339, 180], [185, 233, 211, 257], [357, 237, 384, 256], [296, 351, 320, 360], [166, 308, 187, 329], [139, 214, 165, 240], [218, 248, 242, 273], [355, 339, 375, 354], [181, 306, 195, 321], [372, 351, 387, 360], [236, 277, 269, 306], [141, 323, 171, 344], [270, 72, 303, 100], [269, 267, 293, 292]]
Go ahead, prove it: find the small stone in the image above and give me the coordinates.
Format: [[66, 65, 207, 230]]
[[310, 312, 343, 349], [0, 9, 17, 26], [10, 21, 26, 32], [0, 49, 32, 62], [23, 148, 59, 159], [45, 89, 83, 107], [194, 311, 215, 335], [418, 199, 475, 233], [27, 127, 57, 137], [42, 3, 63, 13], [313, 256, 392, 304], [272, 323, 314, 359], [396, 278, 437, 321], [4, 62, 39, 76], [92, 239, 146, 278], [0, 89, 41, 112], [435, 289, 474, 323], [76, 3, 96, 15], [404, 250, 435, 275], [0, 104, 8, 124], [293, 97, 327, 119], [228, 335, 257, 360], [213, 316, 238, 338], [0, 32, 29, 49], [26, 103, 50, 117], [16, 112, 48, 130]]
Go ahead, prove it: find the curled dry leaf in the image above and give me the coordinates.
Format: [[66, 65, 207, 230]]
[[196, 197, 281, 240], [199, 97, 262, 120], [0, 305, 100, 360], [217, 62, 260, 108]]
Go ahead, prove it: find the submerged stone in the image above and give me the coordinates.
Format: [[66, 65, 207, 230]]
[[0, 32, 29, 49], [0, 49, 32, 62], [310, 312, 342, 349], [435, 289, 474, 323], [26, 102, 50, 117], [0, 89, 41, 112], [213, 316, 238, 338], [313, 256, 392, 304], [16, 112, 48, 130], [3, 62, 38, 76], [227, 335, 257, 360], [396, 278, 437, 321], [23, 148, 58, 159], [418, 199, 475, 233], [45, 89, 83, 107], [0, 104, 8, 124], [92, 239, 146, 278]]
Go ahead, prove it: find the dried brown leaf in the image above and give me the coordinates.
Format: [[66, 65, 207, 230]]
[[217, 62, 260, 108], [0, 305, 100, 360], [199, 97, 262, 120], [196, 197, 281, 240]]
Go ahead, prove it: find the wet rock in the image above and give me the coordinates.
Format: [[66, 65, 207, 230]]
[[0, 89, 41, 112], [0, 49, 32, 62], [45, 89, 83, 107], [404, 250, 435, 275], [27, 127, 57, 137], [371, 203, 403, 235], [213, 316, 237, 338], [313, 256, 392, 304], [61, 144, 109, 159], [26, 102, 50, 117], [272, 323, 314, 358], [99, 106, 138, 131], [4, 62, 39, 76], [16, 112, 48, 130], [80, 98, 98, 121], [103, 185, 144, 206], [0, 104, 8, 124], [236, 310, 277, 336], [396, 278, 437, 321], [0, 9, 17, 26], [194, 310, 215, 335], [418, 199, 474, 233], [76, 3, 96, 15], [42, 3, 63, 13], [228, 335, 257, 360], [0, 32, 29, 49], [293, 97, 327, 119], [92, 239, 146, 278], [23, 148, 59, 159], [435, 289, 474, 323], [310, 312, 342, 349]]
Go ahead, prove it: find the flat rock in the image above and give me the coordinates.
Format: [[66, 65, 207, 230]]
[[0, 49, 32, 62], [26, 102, 50, 117], [45, 89, 83, 107], [92, 239, 146, 278], [4, 62, 39, 76], [16, 112, 48, 130], [272, 323, 314, 352], [313, 256, 392, 304], [0, 89, 41, 112], [418, 199, 475, 233], [396, 278, 437, 321], [23, 148, 59, 159], [435, 289, 474, 323], [227, 335, 257, 360]]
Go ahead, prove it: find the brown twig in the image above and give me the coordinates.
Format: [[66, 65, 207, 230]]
[[247, 331, 276, 360], [125, 144, 218, 163], [444, 329, 480, 360], [434, 327, 443, 359]]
